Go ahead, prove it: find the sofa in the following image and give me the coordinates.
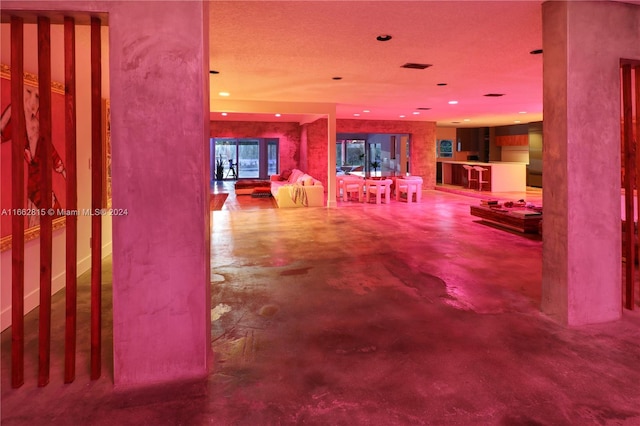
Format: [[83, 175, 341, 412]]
[[270, 168, 324, 207]]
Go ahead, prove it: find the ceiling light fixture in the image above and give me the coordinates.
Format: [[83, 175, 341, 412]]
[[463, 119, 471, 122], [376, 35, 392, 42], [363, 110, 370, 113], [448, 100, 458, 105], [275, 113, 281, 117], [416, 107, 431, 110], [519, 111, 527, 114], [437, 83, 447, 86], [218, 92, 230, 97], [209, 70, 219, 74], [221, 112, 227, 116], [354, 113, 360, 117], [332, 76, 343, 80], [399, 115, 406, 118], [514, 120, 521, 123], [483, 93, 504, 97], [530, 49, 543, 55], [412, 112, 420, 115]]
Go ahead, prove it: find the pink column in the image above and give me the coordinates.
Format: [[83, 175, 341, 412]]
[[541, 1, 640, 325], [109, 2, 211, 385]]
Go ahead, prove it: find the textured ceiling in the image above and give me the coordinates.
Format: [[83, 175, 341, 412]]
[[209, 1, 545, 127]]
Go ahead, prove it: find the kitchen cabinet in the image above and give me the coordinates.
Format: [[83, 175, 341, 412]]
[[456, 128, 481, 151], [495, 134, 529, 146]]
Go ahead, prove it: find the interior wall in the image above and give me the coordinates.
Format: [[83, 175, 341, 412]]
[[0, 22, 112, 331], [303, 118, 329, 188], [210, 121, 302, 175]]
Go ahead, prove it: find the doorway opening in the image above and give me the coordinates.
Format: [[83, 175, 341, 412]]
[[336, 133, 410, 177]]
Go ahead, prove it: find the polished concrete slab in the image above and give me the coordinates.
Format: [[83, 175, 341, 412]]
[[2, 189, 640, 425]]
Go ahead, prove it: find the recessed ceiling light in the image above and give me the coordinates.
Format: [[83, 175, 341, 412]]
[[399, 115, 406, 118], [219, 92, 230, 97], [530, 49, 543, 55], [209, 70, 219, 74], [514, 120, 521, 123], [354, 113, 360, 117], [332, 76, 343, 80], [401, 63, 432, 69], [519, 111, 527, 114], [221, 112, 227, 116], [275, 113, 281, 117], [463, 119, 471, 122], [376, 35, 392, 42], [412, 112, 420, 115], [363, 110, 370, 113], [448, 100, 458, 105], [484, 93, 504, 97], [437, 83, 447, 86]]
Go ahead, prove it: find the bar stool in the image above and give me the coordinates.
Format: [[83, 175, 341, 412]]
[[463, 165, 477, 189], [473, 166, 489, 191]]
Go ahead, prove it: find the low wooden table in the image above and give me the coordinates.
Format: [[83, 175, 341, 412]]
[[470, 205, 542, 234]]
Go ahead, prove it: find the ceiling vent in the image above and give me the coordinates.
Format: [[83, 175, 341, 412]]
[[484, 93, 505, 97], [416, 107, 431, 110], [401, 63, 432, 70]]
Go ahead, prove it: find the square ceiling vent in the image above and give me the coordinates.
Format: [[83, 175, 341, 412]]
[[401, 63, 432, 69]]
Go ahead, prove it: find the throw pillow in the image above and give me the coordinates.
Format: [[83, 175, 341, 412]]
[[288, 169, 304, 183], [280, 169, 292, 181]]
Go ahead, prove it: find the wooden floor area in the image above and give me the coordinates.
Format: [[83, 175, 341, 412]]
[[211, 180, 277, 211]]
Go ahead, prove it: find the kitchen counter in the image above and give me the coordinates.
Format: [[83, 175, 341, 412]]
[[439, 160, 526, 192]]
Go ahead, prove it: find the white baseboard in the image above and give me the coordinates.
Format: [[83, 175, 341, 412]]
[[0, 241, 113, 332]]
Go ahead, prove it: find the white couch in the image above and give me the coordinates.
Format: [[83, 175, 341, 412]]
[[270, 168, 324, 208]]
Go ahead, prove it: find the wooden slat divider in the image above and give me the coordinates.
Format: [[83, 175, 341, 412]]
[[64, 16, 78, 383], [634, 66, 640, 309], [10, 16, 26, 390], [90, 16, 103, 380], [622, 64, 635, 310], [37, 16, 53, 387]]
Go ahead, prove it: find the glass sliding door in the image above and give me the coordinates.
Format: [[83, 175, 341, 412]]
[[237, 139, 260, 179], [336, 133, 410, 177], [267, 139, 279, 177], [214, 138, 237, 180], [213, 138, 279, 180]]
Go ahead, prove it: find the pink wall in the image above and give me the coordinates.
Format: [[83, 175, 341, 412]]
[[210, 121, 301, 174], [303, 119, 329, 187], [542, 1, 640, 325]]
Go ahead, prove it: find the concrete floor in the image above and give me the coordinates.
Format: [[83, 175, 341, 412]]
[[3, 189, 640, 425]]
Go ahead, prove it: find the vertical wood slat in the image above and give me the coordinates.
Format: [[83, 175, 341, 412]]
[[90, 16, 103, 380], [37, 16, 53, 387], [635, 66, 640, 309], [622, 64, 635, 310], [64, 16, 78, 384], [10, 16, 26, 390]]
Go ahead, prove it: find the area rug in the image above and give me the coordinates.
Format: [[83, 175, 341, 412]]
[[210, 193, 229, 211]]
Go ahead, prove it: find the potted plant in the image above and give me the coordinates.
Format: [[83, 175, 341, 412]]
[[370, 160, 381, 174], [215, 155, 225, 180]]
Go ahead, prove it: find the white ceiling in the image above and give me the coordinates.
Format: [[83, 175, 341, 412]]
[[209, 1, 546, 127]]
